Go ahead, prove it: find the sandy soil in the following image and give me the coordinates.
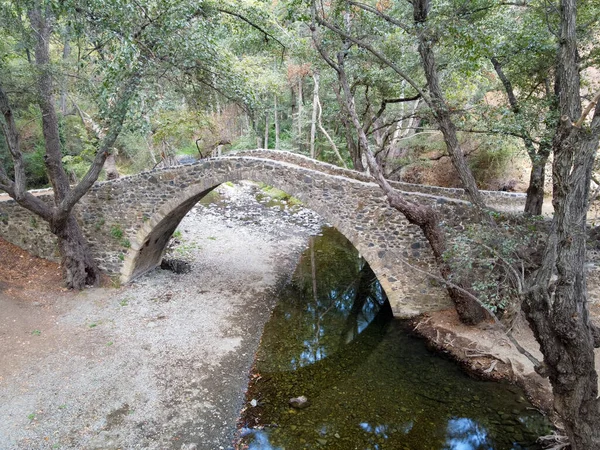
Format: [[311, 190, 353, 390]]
[[0, 182, 323, 450]]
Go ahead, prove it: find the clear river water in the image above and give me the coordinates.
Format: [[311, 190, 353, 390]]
[[237, 226, 551, 450]]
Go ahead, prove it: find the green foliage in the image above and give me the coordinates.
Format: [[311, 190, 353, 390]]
[[23, 145, 49, 189], [443, 214, 545, 317], [94, 218, 105, 231], [467, 135, 520, 187], [110, 225, 123, 239], [230, 134, 260, 151]]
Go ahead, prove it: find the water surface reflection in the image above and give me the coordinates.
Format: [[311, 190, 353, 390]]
[[238, 227, 550, 449]]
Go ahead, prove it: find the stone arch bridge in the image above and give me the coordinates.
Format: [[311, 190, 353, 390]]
[[0, 150, 525, 317]]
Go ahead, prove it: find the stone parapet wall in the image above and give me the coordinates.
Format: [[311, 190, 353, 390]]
[[233, 149, 526, 209]]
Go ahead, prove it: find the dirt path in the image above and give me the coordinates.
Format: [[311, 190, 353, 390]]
[[0, 182, 323, 450]]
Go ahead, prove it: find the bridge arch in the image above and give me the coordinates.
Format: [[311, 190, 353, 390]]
[[120, 162, 384, 294]]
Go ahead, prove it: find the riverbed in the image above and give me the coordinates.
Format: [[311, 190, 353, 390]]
[[0, 181, 324, 450]]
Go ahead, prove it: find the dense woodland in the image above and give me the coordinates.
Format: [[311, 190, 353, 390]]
[[1, 0, 600, 448]]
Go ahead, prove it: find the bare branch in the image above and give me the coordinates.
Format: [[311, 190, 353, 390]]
[[314, 14, 431, 104], [574, 90, 600, 128], [348, 1, 411, 32], [364, 95, 421, 133]]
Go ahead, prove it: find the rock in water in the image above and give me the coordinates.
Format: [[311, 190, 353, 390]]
[[289, 395, 309, 409]]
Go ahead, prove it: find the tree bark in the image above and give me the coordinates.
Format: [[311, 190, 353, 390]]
[[104, 152, 120, 180], [53, 214, 100, 288], [333, 77, 364, 170], [30, 6, 71, 203], [60, 33, 71, 116], [523, 149, 550, 215]]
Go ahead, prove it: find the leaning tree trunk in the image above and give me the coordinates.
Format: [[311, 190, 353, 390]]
[[333, 46, 486, 324], [413, 0, 486, 209], [52, 214, 100, 289]]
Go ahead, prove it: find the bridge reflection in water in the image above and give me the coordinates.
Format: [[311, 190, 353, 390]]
[[238, 227, 550, 450]]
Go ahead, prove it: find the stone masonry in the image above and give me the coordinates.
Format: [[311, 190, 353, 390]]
[[0, 150, 525, 317]]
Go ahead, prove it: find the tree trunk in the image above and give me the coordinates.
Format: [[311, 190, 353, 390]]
[[412, 0, 485, 208], [52, 214, 100, 289], [30, 6, 70, 202], [60, 34, 71, 116], [333, 84, 364, 171], [524, 133, 600, 449], [104, 152, 119, 180], [524, 149, 550, 215], [297, 77, 304, 151], [491, 56, 552, 216], [310, 72, 320, 159], [522, 1, 600, 447], [274, 94, 280, 150], [212, 73, 221, 117], [316, 87, 347, 167], [264, 113, 269, 149], [343, 117, 363, 170]]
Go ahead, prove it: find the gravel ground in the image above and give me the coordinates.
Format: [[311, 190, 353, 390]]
[[0, 181, 323, 450]]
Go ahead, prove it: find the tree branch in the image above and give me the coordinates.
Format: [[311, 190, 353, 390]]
[[314, 14, 431, 104], [364, 95, 421, 134], [58, 73, 140, 217], [309, 7, 341, 74], [214, 7, 286, 52], [574, 90, 600, 128], [389, 248, 541, 367], [348, 1, 411, 32]]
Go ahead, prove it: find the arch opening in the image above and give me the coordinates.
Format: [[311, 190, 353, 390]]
[[120, 180, 392, 310]]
